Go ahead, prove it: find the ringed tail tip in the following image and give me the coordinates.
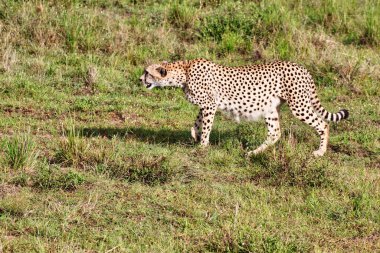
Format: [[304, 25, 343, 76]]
[[340, 109, 349, 120]]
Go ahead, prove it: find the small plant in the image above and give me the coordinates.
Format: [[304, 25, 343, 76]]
[[83, 65, 98, 94], [3, 131, 38, 170], [1, 46, 17, 72]]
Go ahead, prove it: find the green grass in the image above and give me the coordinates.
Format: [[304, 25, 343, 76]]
[[0, 0, 379, 252], [3, 130, 38, 171]]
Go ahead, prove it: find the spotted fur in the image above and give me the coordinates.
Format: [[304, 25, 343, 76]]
[[140, 59, 349, 157]]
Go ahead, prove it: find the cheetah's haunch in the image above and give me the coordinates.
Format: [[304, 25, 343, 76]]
[[140, 59, 349, 157]]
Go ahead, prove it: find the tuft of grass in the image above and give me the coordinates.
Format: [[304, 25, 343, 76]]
[[3, 131, 38, 171], [247, 135, 334, 188], [205, 230, 307, 252], [0, 194, 30, 217], [219, 31, 246, 54], [168, 2, 197, 30], [73, 97, 97, 111], [10, 172, 29, 187], [33, 163, 85, 191], [54, 121, 89, 166], [102, 155, 174, 185], [360, 4, 380, 46], [197, 3, 256, 42]]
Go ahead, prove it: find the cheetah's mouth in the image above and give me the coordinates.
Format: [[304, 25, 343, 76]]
[[145, 82, 159, 90], [145, 82, 155, 89]]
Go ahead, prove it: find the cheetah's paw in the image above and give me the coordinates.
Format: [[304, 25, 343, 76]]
[[313, 149, 325, 157]]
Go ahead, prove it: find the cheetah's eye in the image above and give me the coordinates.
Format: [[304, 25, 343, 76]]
[[156, 67, 167, 77]]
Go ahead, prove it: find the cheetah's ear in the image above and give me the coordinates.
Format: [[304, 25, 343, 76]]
[[162, 61, 168, 64], [156, 67, 167, 77]]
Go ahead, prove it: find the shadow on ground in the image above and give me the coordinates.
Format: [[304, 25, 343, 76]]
[[80, 126, 235, 146]]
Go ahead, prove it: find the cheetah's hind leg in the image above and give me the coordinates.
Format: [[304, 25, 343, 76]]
[[288, 103, 329, 157], [191, 109, 202, 142], [246, 111, 281, 157]]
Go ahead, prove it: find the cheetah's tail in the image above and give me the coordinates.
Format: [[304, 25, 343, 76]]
[[310, 92, 349, 122]]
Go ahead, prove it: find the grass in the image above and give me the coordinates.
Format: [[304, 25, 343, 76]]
[[0, 0, 379, 252], [3, 130, 38, 171]]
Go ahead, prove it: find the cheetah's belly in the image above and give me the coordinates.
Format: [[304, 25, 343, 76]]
[[216, 96, 280, 123]]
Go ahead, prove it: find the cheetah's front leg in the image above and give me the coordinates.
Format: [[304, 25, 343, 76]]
[[199, 105, 217, 147], [191, 109, 202, 142]]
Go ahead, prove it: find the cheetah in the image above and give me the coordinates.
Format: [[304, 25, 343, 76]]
[[140, 59, 349, 157]]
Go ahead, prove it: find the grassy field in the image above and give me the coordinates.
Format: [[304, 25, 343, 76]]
[[0, 0, 379, 252]]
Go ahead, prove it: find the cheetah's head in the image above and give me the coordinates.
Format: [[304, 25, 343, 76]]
[[140, 62, 187, 89]]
